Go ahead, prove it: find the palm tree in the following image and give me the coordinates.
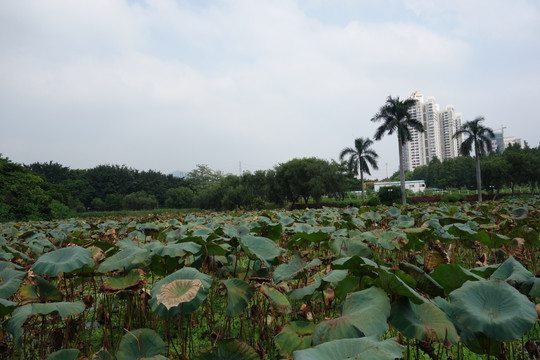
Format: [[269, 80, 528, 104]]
[[339, 137, 379, 203], [453, 116, 494, 201], [371, 95, 424, 205]]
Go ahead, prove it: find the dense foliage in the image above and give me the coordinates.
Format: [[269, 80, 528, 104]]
[[0, 199, 538, 359]]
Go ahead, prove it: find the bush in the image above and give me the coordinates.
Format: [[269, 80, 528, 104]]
[[105, 194, 123, 211], [123, 191, 158, 210], [441, 193, 466, 203], [378, 186, 402, 205], [165, 187, 195, 209], [90, 197, 106, 211], [366, 196, 381, 206], [50, 200, 74, 219]]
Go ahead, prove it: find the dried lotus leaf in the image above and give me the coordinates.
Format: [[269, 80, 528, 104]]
[[155, 279, 203, 310]]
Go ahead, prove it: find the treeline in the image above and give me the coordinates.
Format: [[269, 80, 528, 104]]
[[404, 144, 540, 192], [2, 144, 539, 222], [0, 156, 357, 222]]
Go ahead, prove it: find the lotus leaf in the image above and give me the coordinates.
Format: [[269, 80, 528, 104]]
[[490, 255, 532, 284], [4, 301, 85, 345], [510, 207, 528, 220], [150, 267, 212, 317], [194, 338, 258, 360], [293, 336, 404, 360], [0, 298, 17, 317], [101, 269, 146, 295], [260, 285, 291, 314], [399, 263, 445, 298], [376, 267, 427, 304], [0, 269, 25, 299], [97, 247, 149, 273], [116, 328, 167, 360], [274, 320, 315, 356], [329, 236, 372, 258], [395, 215, 415, 229], [430, 264, 483, 295], [289, 275, 322, 301], [156, 279, 203, 310], [222, 278, 254, 317], [93, 348, 113, 360], [32, 246, 93, 276], [386, 207, 401, 219], [239, 235, 282, 267], [312, 287, 390, 345], [20, 277, 63, 302], [390, 297, 458, 344], [46, 349, 79, 360], [273, 253, 321, 283], [449, 279, 537, 342]]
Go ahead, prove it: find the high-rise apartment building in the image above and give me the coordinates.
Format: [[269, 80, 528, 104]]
[[403, 92, 463, 171]]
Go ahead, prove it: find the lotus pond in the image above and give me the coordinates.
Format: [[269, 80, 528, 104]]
[[0, 198, 539, 359]]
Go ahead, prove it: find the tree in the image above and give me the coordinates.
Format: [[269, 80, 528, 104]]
[[453, 116, 494, 201], [339, 137, 379, 203], [274, 158, 346, 204], [371, 96, 424, 205]]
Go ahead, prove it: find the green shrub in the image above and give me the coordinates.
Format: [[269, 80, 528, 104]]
[[50, 200, 74, 219], [165, 187, 195, 209], [123, 191, 158, 210], [441, 193, 466, 203], [366, 196, 381, 206], [378, 186, 401, 205]]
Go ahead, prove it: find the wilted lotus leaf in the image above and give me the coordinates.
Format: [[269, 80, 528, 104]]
[[100, 269, 146, 295], [156, 279, 203, 310]]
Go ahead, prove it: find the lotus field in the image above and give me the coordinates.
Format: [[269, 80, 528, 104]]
[[0, 198, 539, 359]]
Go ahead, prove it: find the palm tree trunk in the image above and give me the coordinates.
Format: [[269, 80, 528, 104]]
[[475, 154, 483, 201], [360, 170, 365, 204], [398, 137, 407, 205]]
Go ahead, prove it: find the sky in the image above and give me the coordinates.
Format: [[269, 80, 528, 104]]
[[1, 0, 539, 180]]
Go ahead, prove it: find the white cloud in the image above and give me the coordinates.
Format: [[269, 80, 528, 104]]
[[0, 0, 538, 178]]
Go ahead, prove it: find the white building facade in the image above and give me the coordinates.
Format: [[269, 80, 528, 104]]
[[404, 92, 463, 171]]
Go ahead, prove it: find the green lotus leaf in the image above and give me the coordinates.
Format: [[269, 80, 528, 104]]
[[0, 298, 17, 318], [395, 215, 415, 229], [97, 247, 149, 273], [3, 301, 85, 346], [116, 328, 167, 360], [289, 275, 322, 301], [240, 235, 282, 267], [390, 297, 458, 344], [293, 336, 404, 360], [32, 246, 93, 277], [490, 256, 532, 285], [101, 269, 146, 294], [0, 269, 26, 299], [151, 242, 201, 258], [430, 264, 483, 295], [520, 277, 540, 298], [399, 263, 445, 298], [149, 267, 212, 317], [194, 338, 258, 360], [374, 230, 408, 250], [274, 320, 315, 356], [312, 287, 390, 345], [510, 207, 528, 220], [273, 253, 321, 283], [329, 236, 372, 258], [260, 285, 291, 314], [222, 278, 254, 317], [46, 349, 79, 360], [360, 211, 382, 222], [449, 279, 537, 342], [93, 348, 113, 360], [386, 207, 401, 219], [20, 277, 63, 302], [376, 268, 427, 304]]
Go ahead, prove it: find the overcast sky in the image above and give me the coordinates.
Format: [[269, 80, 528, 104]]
[[1, 0, 539, 179]]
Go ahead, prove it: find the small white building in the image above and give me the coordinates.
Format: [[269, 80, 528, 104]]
[[374, 180, 426, 193]]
